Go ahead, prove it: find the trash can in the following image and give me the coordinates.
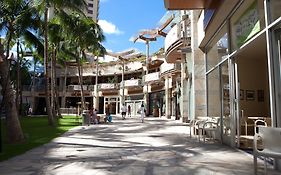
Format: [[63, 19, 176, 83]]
[[82, 110, 90, 126]]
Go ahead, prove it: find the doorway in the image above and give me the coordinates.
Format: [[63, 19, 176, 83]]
[[231, 33, 270, 149]]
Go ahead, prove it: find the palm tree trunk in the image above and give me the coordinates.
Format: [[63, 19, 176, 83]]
[[53, 48, 62, 118], [16, 40, 20, 115], [51, 47, 56, 119], [0, 43, 24, 144], [76, 57, 85, 111], [44, 6, 54, 126]]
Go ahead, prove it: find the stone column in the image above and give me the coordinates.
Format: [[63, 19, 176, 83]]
[[191, 10, 207, 118], [165, 76, 171, 119]]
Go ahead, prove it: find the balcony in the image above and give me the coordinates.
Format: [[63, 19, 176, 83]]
[[165, 20, 191, 63], [144, 72, 160, 83], [160, 62, 181, 76]]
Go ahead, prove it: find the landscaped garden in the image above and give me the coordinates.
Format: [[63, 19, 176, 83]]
[[0, 115, 81, 161]]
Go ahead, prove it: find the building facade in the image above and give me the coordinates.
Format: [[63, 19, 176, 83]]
[[85, 0, 99, 22], [164, 0, 281, 170], [22, 55, 180, 119]]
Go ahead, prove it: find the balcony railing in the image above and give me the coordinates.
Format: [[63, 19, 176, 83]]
[[160, 62, 181, 74], [144, 72, 160, 83]]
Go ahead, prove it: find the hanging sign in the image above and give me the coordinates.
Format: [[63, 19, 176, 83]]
[[235, 2, 260, 47]]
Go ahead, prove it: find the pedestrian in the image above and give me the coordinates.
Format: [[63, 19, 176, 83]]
[[127, 105, 131, 117], [93, 108, 98, 124], [105, 103, 110, 123], [140, 102, 145, 123], [121, 104, 127, 120], [89, 107, 94, 124], [28, 106, 32, 116]]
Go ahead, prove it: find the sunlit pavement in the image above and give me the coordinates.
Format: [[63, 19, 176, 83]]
[[0, 116, 279, 175]]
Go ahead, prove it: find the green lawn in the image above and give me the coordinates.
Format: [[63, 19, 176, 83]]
[[0, 115, 81, 161]]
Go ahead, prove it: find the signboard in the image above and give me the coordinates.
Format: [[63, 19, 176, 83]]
[[124, 79, 140, 87], [100, 83, 115, 89], [235, 2, 260, 47]]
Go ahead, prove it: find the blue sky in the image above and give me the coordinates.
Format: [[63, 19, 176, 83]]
[[98, 0, 168, 56]]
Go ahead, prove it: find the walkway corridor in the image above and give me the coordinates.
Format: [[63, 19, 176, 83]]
[[0, 117, 279, 175]]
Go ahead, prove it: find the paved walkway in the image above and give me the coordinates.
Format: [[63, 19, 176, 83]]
[[0, 116, 279, 175]]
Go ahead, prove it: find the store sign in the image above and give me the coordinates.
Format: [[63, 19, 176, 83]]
[[235, 2, 260, 47], [100, 83, 115, 89], [124, 79, 140, 87]]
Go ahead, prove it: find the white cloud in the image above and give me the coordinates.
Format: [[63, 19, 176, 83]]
[[98, 20, 123, 35], [129, 36, 146, 43]]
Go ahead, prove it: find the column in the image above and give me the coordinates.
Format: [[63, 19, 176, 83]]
[[165, 76, 171, 119]]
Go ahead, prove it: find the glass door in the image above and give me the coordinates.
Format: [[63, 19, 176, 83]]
[[272, 28, 281, 127], [230, 59, 241, 147], [221, 61, 231, 144]]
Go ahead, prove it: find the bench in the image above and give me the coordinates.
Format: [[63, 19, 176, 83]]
[[253, 126, 281, 175]]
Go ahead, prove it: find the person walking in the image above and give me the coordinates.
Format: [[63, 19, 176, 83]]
[[105, 103, 110, 123], [127, 105, 131, 117], [121, 104, 127, 120], [140, 102, 145, 123]]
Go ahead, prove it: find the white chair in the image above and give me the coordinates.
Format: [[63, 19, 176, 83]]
[[196, 116, 211, 142], [253, 126, 281, 175], [188, 119, 197, 138], [203, 117, 220, 143]]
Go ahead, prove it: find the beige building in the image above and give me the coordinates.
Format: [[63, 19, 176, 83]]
[[164, 0, 281, 171], [85, 0, 99, 22]]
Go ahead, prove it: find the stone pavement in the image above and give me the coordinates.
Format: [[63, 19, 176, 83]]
[[0, 116, 279, 175]]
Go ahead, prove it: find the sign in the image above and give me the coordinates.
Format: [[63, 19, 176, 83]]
[[235, 2, 260, 47], [124, 79, 140, 87]]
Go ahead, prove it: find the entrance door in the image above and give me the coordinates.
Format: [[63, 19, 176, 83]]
[[272, 28, 281, 127]]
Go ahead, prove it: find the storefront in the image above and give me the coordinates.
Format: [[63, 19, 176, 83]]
[[204, 0, 281, 149]]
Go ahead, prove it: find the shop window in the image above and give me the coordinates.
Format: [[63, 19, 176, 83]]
[[206, 25, 228, 71], [270, 0, 281, 22], [221, 61, 231, 136], [207, 68, 221, 117]]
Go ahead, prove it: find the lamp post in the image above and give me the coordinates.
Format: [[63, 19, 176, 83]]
[[106, 50, 141, 109], [93, 58, 99, 111], [132, 14, 174, 116]]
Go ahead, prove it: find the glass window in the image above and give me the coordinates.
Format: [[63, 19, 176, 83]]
[[206, 26, 228, 71], [270, 0, 281, 22], [207, 68, 221, 117], [221, 61, 231, 136], [230, 0, 265, 51]]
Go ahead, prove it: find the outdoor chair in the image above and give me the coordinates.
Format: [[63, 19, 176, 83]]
[[196, 116, 212, 142], [240, 119, 267, 149], [253, 126, 281, 175], [202, 117, 220, 143]]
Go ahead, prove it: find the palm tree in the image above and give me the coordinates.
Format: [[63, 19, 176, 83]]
[[34, 0, 87, 125], [0, 0, 41, 143], [57, 12, 105, 111]]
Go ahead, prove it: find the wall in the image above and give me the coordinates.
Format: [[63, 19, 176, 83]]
[[237, 57, 269, 117]]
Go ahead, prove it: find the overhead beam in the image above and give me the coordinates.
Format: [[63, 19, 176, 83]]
[[164, 0, 206, 10]]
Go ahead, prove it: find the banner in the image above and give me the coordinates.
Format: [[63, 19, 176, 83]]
[[235, 2, 260, 47]]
